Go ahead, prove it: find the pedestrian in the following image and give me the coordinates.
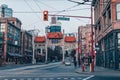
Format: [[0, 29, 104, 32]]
[[73, 56, 77, 68], [78, 58, 81, 67]]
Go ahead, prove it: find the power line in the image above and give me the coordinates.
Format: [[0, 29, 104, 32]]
[[23, 0, 42, 19], [32, 0, 47, 35], [33, 0, 43, 11], [54, 4, 80, 15], [13, 8, 90, 13], [37, 0, 58, 11], [23, 0, 46, 27]]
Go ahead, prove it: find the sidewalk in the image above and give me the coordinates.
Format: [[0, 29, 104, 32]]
[[0, 63, 44, 70], [75, 66, 120, 76]]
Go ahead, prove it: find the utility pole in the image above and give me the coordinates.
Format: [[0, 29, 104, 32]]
[[45, 36, 48, 63], [90, 3, 94, 72], [68, 0, 95, 72], [62, 29, 65, 64]]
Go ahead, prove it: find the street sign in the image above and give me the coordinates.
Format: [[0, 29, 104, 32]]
[[57, 17, 70, 21]]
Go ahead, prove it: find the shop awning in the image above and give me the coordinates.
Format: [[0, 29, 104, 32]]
[[7, 52, 22, 57]]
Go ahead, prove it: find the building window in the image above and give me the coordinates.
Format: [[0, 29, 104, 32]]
[[116, 3, 120, 20], [118, 33, 120, 48], [98, 22, 101, 31], [107, 6, 111, 26], [0, 23, 5, 32]]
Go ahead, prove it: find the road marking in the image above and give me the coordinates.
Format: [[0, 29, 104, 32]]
[[57, 78, 61, 79], [12, 79, 17, 80], [4, 79, 8, 80], [82, 75, 95, 80]]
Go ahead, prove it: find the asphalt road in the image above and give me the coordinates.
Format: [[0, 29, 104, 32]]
[[0, 62, 120, 80]]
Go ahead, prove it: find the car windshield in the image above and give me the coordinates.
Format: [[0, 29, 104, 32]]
[[0, 0, 120, 80]]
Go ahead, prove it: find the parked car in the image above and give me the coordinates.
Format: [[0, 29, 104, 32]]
[[65, 57, 71, 66], [65, 61, 71, 66]]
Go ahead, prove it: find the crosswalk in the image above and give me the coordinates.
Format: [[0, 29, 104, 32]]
[[1, 77, 83, 80]]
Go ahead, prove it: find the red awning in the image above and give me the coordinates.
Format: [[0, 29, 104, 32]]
[[34, 36, 46, 43], [47, 32, 63, 39], [64, 36, 76, 42]]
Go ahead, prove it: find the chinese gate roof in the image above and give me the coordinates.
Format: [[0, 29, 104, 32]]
[[64, 36, 76, 42], [47, 32, 63, 39], [34, 36, 46, 43]]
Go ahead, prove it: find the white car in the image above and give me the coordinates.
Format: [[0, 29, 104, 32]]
[[65, 61, 71, 66]]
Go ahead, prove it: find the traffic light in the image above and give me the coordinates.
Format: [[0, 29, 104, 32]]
[[43, 10, 48, 21]]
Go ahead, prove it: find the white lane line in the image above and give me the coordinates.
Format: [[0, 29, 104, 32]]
[[57, 78, 61, 79], [82, 75, 95, 80]]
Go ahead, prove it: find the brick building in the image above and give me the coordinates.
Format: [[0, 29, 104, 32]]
[[21, 30, 32, 64], [92, 0, 120, 69], [34, 36, 46, 62], [0, 17, 22, 64], [78, 24, 92, 58]]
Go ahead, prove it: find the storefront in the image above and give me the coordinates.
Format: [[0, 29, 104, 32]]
[[96, 30, 120, 70]]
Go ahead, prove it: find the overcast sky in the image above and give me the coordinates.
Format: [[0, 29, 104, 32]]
[[0, 0, 91, 35]]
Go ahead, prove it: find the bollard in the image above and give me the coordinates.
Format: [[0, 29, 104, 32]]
[[82, 64, 85, 72]]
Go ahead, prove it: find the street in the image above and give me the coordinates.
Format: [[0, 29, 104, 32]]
[[0, 62, 120, 80]]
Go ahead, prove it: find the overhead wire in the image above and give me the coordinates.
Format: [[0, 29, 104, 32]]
[[22, 0, 90, 33], [23, 0, 40, 19], [54, 4, 81, 15], [32, 0, 49, 35], [13, 8, 90, 13], [23, 0, 47, 35], [36, 0, 58, 11]]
